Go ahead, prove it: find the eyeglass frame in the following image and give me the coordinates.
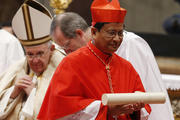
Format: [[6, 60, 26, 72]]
[[101, 29, 124, 39], [26, 48, 51, 59], [58, 39, 71, 50]]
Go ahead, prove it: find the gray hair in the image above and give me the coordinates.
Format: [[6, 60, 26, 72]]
[[50, 12, 89, 38]]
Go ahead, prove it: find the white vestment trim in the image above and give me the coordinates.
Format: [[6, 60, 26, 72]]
[[58, 100, 101, 120], [162, 74, 180, 90], [21, 88, 36, 119]]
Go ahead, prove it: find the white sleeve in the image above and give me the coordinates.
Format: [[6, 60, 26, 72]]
[[0, 86, 21, 119], [0, 86, 15, 113], [57, 100, 101, 120]]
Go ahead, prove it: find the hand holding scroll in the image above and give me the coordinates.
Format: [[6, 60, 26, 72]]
[[108, 102, 144, 116]]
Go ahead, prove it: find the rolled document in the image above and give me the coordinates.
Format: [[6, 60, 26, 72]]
[[102, 92, 166, 105]]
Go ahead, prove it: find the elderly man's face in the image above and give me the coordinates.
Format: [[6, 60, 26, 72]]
[[24, 43, 53, 75], [52, 27, 86, 54], [92, 23, 124, 54]]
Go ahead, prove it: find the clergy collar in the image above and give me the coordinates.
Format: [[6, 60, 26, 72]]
[[88, 41, 113, 63]]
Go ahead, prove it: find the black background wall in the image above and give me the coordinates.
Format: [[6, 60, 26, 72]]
[[137, 33, 180, 57]]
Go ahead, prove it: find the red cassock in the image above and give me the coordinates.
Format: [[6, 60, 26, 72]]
[[38, 42, 151, 120]]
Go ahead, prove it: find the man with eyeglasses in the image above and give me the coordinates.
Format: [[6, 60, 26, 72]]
[[38, 0, 151, 120], [0, 1, 64, 120], [50, 12, 90, 55]]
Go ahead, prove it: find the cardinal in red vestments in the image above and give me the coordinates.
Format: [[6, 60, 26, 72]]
[[38, 0, 151, 120]]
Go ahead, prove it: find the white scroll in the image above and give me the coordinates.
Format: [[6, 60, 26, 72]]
[[102, 92, 166, 105]]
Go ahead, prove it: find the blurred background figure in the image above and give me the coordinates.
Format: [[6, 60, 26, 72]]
[[163, 14, 180, 34], [0, 22, 24, 75], [175, 0, 180, 5]]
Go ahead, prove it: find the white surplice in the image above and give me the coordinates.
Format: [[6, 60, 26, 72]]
[[116, 31, 174, 120], [0, 29, 24, 75]]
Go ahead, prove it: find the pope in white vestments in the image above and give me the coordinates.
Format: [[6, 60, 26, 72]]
[[116, 31, 174, 120], [0, 0, 65, 119], [0, 49, 64, 120]]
